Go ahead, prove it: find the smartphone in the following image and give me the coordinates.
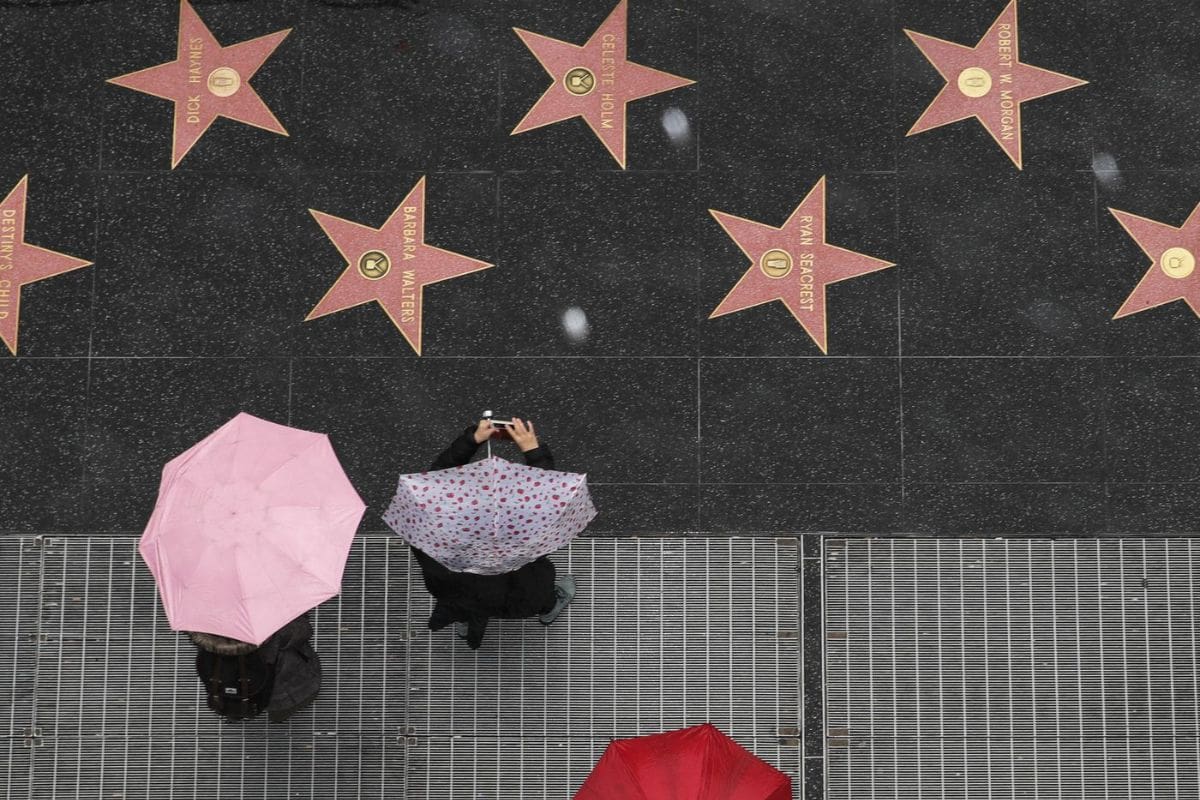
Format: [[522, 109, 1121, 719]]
[[489, 418, 514, 428]]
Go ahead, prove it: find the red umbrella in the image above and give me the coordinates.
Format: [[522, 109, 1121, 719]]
[[574, 723, 792, 800]]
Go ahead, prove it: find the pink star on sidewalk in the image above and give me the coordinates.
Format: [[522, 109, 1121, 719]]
[[108, 0, 291, 167], [307, 178, 493, 356], [1109, 203, 1200, 320], [905, 0, 1086, 169], [0, 177, 93, 356], [709, 177, 895, 354], [512, 0, 694, 168]]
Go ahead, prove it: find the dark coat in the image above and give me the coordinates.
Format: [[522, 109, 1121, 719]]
[[190, 614, 321, 722], [412, 425, 559, 649], [257, 615, 321, 722]]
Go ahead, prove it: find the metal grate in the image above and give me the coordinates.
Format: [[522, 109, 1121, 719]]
[[824, 538, 1200, 800], [403, 537, 802, 798], [403, 735, 800, 799], [0, 538, 39, 800], [29, 536, 408, 800], [2, 536, 800, 798]]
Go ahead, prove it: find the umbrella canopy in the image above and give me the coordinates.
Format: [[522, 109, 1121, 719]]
[[383, 456, 595, 575], [574, 723, 793, 800], [139, 412, 366, 645]]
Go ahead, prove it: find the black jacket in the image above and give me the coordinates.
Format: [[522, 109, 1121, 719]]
[[257, 615, 321, 722], [412, 426, 559, 649]]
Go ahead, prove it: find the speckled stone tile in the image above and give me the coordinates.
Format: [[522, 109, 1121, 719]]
[[91, 172, 310, 356], [290, 357, 698, 527], [902, 482, 1107, 534], [1097, 171, 1200, 356], [81, 358, 290, 532], [99, 0, 299, 172], [897, 167, 1109, 356], [499, 0, 697, 171], [1106, 358, 1200, 483], [897, 0, 1091, 172], [700, 0, 895, 173], [902, 358, 1106, 482], [804, 755, 824, 800], [699, 483, 902, 533], [0, 171, 96, 358], [585, 483, 699, 533], [297, 0, 501, 171], [489, 172, 700, 356], [700, 172, 898, 356], [0, 2, 109, 170], [1107, 484, 1200, 533], [1087, 0, 1200, 171], [0, 360, 88, 532], [802, 556, 822, 761], [700, 358, 902, 484], [291, 172, 497, 357]]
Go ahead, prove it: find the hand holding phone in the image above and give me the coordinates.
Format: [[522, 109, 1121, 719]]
[[480, 412, 533, 446], [509, 417, 539, 452], [473, 418, 497, 444]]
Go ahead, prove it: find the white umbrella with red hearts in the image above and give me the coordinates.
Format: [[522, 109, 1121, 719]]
[[383, 456, 596, 574]]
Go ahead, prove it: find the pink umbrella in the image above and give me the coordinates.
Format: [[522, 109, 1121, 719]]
[[139, 412, 366, 645], [383, 456, 596, 574]]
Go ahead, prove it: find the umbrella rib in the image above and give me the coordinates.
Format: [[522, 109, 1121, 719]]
[[251, 524, 344, 593], [249, 436, 327, 491]]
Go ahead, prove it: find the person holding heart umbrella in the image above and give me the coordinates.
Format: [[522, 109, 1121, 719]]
[[384, 416, 596, 650]]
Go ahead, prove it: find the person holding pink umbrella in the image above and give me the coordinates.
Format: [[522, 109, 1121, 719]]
[[140, 412, 366, 721], [386, 416, 594, 650]]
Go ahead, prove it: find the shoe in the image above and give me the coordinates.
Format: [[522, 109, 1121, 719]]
[[538, 575, 576, 626], [454, 622, 468, 639]]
